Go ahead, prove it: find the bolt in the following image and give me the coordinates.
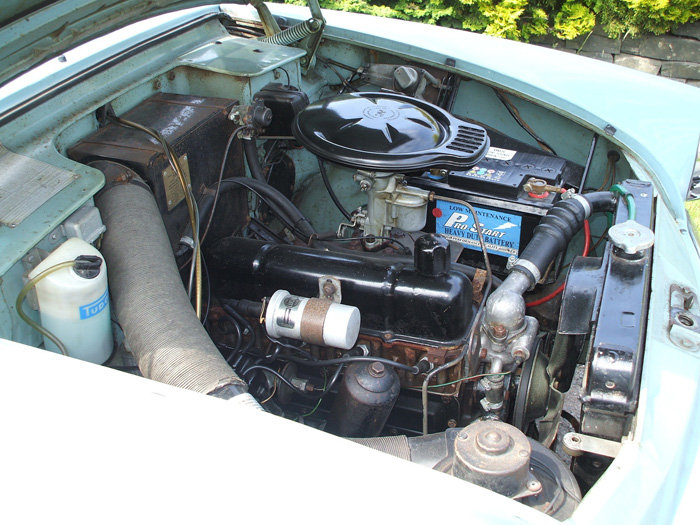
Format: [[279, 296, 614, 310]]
[[368, 362, 386, 377], [527, 480, 542, 492], [605, 380, 616, 389], [518, 449, 529, 458], [322, 280, 336, 297], [640, 193, 648, 198], [359, 180, 372, 191], [492, 325, 507, 338], [512, 348, 527, 360], [479, 348, 488, 359], [458, 431, 469, 441], [447, 419, 457, 428], [591, 460, 603, 469], [383, 333, 392, 341]]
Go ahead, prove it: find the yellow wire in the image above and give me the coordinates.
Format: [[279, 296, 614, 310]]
[[261, 378, 277, 404], [111, 116, 203, 318]]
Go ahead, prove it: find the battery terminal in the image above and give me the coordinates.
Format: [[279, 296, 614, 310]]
[[523, 178, 567, 199]]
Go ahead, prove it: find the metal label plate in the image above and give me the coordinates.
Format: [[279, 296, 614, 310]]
[[162, 153, 191, 211]]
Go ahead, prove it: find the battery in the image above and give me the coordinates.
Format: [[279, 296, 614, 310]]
[[408, 142, 583, 276], [448, 147, 566, 199]]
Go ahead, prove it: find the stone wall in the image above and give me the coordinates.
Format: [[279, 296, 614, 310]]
[[531, 21, 700, 87]]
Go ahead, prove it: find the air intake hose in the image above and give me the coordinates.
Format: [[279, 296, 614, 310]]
[[93, 161, 259, 407]]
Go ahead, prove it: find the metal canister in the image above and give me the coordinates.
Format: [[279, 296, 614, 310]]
[[327, 361, 400, 437]]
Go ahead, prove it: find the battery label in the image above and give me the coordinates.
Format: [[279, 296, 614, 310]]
[[463, 165, 508, 183], [434, 200, 522, 257], [485, 147, 516, 161]]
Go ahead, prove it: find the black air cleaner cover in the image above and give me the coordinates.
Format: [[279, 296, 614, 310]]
[[292, 92, 489, 171]]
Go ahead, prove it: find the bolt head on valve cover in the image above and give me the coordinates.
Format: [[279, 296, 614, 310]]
[[292, 92, 490, 172]]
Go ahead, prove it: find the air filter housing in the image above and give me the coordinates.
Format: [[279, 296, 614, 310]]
[[292, 92, 489, 172]]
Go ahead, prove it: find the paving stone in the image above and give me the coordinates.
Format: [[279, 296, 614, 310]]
[[614, 53, 662, 75], [637, 35, 700, 62], [529, 34, 560, 47], [687, 80, 700, 88], [578, 50, 614, 63], [620, 37, 642, 55], [566, 34, 621, 54], [660, 61, 700, 80], [672, 21, 700, 40]]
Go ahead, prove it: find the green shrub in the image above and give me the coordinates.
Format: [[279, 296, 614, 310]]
[[277, 0, 700, 41]]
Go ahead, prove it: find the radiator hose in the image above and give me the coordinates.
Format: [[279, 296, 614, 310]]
[[93, 160, 260, 408], [484, 192, 616, 333]]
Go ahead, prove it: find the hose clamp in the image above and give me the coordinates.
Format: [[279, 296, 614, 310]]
[[513, 259, 541, 283], [571, 194, 591, 218]]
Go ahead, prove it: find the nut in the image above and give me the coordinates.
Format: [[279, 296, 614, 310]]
[[368, 362, 386, 377], [527, 480, 542, 492], [322, 280, 336, 297], [492, 325, 507, 338]]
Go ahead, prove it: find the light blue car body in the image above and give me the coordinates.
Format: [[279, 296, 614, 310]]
[[0, 3, 699, 523]]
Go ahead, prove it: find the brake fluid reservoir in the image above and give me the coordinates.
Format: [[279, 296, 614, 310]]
[[28, 237, 112, 363]]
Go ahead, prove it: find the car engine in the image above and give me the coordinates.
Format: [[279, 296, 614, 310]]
[[13, 27, 656, 520]]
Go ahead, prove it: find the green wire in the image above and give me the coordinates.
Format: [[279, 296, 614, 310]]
[[610, 184, 637, 221], [428, 371, 511, 389], [301, 369, 328, 418], [16, 261, 76, 356]]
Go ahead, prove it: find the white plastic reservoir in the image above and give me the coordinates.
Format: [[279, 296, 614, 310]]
[[28, 237, 112, 363]]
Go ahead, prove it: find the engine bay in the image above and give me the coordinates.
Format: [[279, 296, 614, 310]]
[[1, 10, 660, 521]]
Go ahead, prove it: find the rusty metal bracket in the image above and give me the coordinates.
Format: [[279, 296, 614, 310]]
[[318, 275, 342, 303], [562, 432, 622, 458], [669, 285, 700, 352]]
